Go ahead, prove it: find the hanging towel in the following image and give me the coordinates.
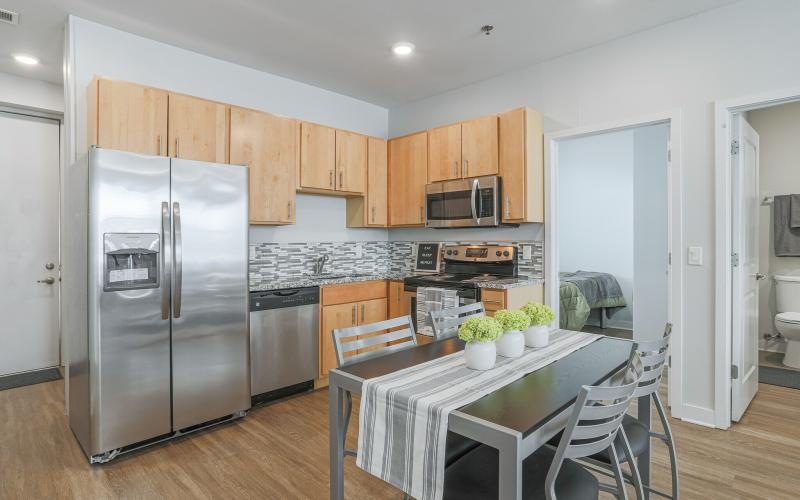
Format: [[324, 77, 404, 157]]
[[791, 194, 800, 228], [774, 195, 800, 256], [415, 287, 458, 337]]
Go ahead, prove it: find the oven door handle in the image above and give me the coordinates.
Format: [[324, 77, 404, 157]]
[[471, 179, 479, 224]]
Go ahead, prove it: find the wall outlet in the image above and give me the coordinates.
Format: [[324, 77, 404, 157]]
[[522, 245, 532, 260], [688, 246, 703, 266]]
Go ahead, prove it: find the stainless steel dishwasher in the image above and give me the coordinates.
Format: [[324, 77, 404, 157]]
[[249, 287, 319, 404]]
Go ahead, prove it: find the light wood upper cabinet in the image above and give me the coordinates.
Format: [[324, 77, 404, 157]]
[[461, 115, 498, 178], [498, 107, 544, 223], [300, 122, 336, 190], [428, 123, 462, 182], [346, 137, 387, 227], [335, 130, 367, 194], [389, 132, 428, 226], [230, 107, 298, 225], [168, 93, 229, 163], [87, 78, 168, 155]]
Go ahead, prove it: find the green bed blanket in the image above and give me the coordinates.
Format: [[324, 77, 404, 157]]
[[559, 281, 591, 330]]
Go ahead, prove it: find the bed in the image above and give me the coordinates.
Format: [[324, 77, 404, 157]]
[[559, 271, 627, 330]]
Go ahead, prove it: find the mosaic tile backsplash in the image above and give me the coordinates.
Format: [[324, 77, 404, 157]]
[[249, 240, 543, 287]]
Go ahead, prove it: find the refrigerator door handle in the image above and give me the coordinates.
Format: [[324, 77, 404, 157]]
[[173, 201, 183, 318], [161, 201, 171, 320]]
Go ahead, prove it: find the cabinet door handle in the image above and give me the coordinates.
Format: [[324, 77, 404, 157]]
[[453, 160, 458, 177], [287, 201, 292, 219], [463, 159, 469, 177], [483, 300, 504, 306], [505, 195, 511, 217], [157, 135, 162, 156], [361, 304, 365, 323], [175, 137, 180, 158], [329, 170, 334, 188], [352, 305, 357, 325], [371, 206, 376, 223], [339, 171, 344, 189], [419, 206, 423, 222]]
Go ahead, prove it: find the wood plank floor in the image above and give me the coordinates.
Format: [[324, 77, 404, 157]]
[[1, 378, 799, 499]]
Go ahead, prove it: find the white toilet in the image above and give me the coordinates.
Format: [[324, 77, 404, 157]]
[[774, 274, 800, 369]]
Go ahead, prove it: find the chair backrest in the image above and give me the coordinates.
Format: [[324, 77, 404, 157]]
[[630, 322, 672, 398], [332, 315, 417, 367], [428, 302, 486, 340]]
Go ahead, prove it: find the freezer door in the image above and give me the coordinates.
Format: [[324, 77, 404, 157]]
[[88, 148, 172, 455], [170, 158, 250, 430]]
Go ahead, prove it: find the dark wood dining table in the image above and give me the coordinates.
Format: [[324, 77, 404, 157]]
[[328, 334, 651, 500]]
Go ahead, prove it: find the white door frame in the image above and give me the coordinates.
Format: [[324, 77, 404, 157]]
[[713, 86, 800, 429], [544, 109, 684, 418]]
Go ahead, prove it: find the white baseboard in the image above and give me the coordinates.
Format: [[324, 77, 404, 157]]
[[678, 403, 717, 428]]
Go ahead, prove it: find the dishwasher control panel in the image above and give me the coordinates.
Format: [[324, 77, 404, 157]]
[[250, 287, 320, 311]]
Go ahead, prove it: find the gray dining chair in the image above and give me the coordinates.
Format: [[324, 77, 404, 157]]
[[443, 351, 644, 500], [331, 315, 417, 458], [581, 323, 679, 500], [428, 302, 486, 340]]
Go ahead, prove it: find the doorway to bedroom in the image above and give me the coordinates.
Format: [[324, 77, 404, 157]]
[[555, 123, 670, 342]]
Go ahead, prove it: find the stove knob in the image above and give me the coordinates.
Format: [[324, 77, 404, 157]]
[[446, 250, 453, 255], [495, 251, 502, 257], [503, 251, 510, 257], [453, 250, 459, 256]]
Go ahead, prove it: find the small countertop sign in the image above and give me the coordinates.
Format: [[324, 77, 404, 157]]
[[415, 242, 441, 273]]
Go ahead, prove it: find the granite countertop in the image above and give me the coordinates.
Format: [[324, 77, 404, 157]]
[[249, 273, 544, 292]]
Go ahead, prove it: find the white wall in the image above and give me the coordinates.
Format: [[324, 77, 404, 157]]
[[748, 102, 800, 351], [388, 0, 800, 423], [633, 123, 670, 340], [63, 16, 388, 244], [558, 130, 634, 330], [0, 71, 63, 113]]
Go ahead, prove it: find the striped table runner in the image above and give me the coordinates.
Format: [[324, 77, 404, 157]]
[[356, 329, 601, 500]]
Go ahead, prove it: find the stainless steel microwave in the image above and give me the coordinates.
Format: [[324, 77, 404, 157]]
[[425, 175, 502, 228]]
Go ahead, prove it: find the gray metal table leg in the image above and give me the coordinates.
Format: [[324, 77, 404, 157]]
[[329, 379, 345, 500], [637, 394, 651, 500], [497, 436, 523, 500]]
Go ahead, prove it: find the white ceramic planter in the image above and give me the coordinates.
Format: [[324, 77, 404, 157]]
[[496, 330, 525, 358], [524, 325, 550, 348], [464, 341, 497, 370]]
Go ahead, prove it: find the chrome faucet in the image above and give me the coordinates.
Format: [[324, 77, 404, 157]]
[[313, 254, 330, 275]]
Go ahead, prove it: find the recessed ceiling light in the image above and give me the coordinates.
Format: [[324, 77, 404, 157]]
[[392, 42, 415, 56], [13, 54, 39, 66]]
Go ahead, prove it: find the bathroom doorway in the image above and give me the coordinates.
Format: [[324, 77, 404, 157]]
[[746, 102, 800, 391]]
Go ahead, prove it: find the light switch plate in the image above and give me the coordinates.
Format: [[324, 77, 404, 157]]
[[688, 246, 703, 266]]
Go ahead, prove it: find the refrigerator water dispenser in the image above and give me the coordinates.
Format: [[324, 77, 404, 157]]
[[103, 233, 160, 291]]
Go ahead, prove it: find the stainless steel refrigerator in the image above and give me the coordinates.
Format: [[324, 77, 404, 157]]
[[64, 147, 250, 463]]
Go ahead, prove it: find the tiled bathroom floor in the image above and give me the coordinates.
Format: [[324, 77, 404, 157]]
[[759, 350, 800, 372]]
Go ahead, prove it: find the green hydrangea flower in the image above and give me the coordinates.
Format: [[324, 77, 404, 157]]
[[494, 309, 531, 332], [458, 316, 502, 343], [521, 302, 555, 326]]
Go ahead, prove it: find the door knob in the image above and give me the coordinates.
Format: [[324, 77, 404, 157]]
[[45, 262, 55, 270], [37, 277, 55, 285], [755, 273, 767, 281]]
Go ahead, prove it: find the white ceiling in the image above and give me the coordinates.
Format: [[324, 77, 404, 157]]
[[0, 0, 739, 107]]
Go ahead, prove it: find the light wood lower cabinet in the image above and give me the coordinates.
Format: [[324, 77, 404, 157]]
[[319, 281, 389, 377], [388, 280, 407, 318], [499, 107, 544, 223], [230, 107, 298, 224], [168, 93, 229, 163], [481, 284, 545, 316], [87, 78, 168, 155]]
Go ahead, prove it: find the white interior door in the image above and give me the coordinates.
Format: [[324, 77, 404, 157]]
[[731, 113, 760, 422], [0, 111, 61, 377]]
